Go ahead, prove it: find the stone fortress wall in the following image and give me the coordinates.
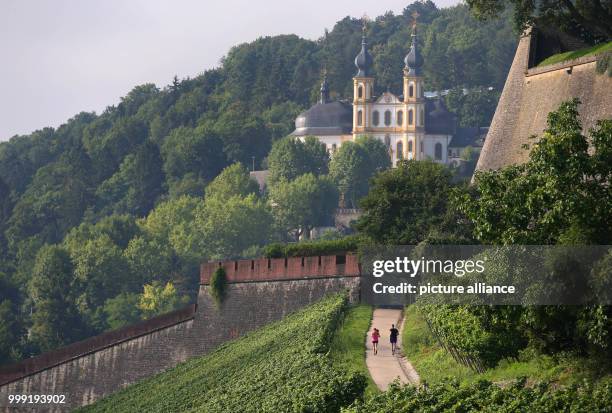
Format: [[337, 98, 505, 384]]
[[0, 255, 360, 412], [476, 28, 612, 172]]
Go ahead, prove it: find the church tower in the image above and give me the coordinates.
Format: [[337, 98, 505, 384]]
[[352, 19, 374, 135], [402, 11, 425, 160]]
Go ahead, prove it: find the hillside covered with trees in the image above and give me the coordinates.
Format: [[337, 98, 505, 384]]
[[0, 1, 518, 363]]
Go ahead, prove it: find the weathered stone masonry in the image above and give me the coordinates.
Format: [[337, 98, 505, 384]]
[[476, 28, 612, 172], [0, 254, 360, 411]]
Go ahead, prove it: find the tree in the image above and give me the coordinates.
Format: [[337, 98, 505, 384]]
[[204, 163, 259, 202], [269, 174, 339, 240], [445, 87, 499, 128], [267, 136, 329, 186], [161, 126, 226, 186], [29, 245, 86, 351], [0, 271, 20, 363], [457, 99, 611, 245], [465, 0, 612, 43], [355, 160, 455, 244], [70, 235, 133, 331], [138, 281, 189, 319], [103, 292, 142, 330], [95, 141, 165, 217], [329, 136, 390, 208]]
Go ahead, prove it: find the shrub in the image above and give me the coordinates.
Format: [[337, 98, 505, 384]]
[[209, 267, 227, 307], [263, 236, 360, 258]]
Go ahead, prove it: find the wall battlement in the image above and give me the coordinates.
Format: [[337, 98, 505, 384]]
[[200, 254, 360, 284]]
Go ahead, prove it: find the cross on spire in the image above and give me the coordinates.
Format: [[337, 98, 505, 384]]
[[361, 13, 369, 34], [411, 10, 420, 29]]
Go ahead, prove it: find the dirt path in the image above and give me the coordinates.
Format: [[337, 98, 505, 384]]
[[365, 308, 420, 391]]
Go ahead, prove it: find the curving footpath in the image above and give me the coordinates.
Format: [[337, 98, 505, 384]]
[[365, 308, 420, 391]]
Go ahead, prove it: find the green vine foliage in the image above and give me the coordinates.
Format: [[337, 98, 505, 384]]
[[210, 267, 227, 307]]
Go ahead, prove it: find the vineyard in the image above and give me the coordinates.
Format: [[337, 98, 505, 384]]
[[77, 294, 366, 413], [343, 378, 612, 413]]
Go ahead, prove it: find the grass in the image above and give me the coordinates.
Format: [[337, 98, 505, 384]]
[[402, 305, 610, 386], [78, 294, 367, 413], [537, 41, 612, 67], [329, 304, 377, 396]]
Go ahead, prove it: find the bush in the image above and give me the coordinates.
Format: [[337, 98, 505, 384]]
[[263, 236, 361, 258], [209, 267, 227, 307]]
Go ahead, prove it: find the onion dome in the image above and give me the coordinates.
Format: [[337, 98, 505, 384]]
[[404, 16, 424, 75], [354, 25, 373, 77]]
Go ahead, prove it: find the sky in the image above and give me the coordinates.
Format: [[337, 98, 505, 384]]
[[0, 0, 460, 141]]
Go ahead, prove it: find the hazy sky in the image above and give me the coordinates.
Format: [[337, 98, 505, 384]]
[[0, 0, 459, 140]]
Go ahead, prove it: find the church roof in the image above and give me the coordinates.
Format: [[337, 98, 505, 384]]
[[292, 101, 353, 136], [425, 99, 455, 135], [449, 127, 488, 148]]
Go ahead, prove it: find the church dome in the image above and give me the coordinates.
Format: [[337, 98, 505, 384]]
[[425, 98, 456, 135], [293, 101, 353, 136], [354, 32, 373, 77]]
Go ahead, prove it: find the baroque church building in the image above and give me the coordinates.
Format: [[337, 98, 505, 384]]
[[292, 19, 480, 167]]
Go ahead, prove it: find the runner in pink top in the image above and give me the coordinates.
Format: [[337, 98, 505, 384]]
[[371, 328, 380, 355]]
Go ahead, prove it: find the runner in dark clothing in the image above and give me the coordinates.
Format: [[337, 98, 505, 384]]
[[390, 324, 399, 355]]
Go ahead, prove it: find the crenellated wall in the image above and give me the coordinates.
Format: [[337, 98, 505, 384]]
[[0, 255, 360, 412]]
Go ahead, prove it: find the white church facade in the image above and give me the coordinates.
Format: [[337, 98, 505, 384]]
[[292, 18, 480, 167]]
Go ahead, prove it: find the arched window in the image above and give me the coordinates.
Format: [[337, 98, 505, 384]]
[[384, 110, 391, 126], [358, 85, 363, 98], [408, 109, 414, 125], [420, 141, 424, 154], [420, 108, 424, 126], [397, 110, 403, 126], [408, 140, 413, 153], [357, 110, 363, 126], [332, 143, 337, 153], [373, 110, 380, 126], [397, 141, 404, 160], [409, 84, 414, 97], [435, 143, 443, 160], [384, 134, 391, 148]]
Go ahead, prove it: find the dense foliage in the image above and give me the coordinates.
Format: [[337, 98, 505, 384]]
[[263, 236, 360, 258], [355, 160, 471, 245], [416, 101, 612, 373], [457, 99, 611, 245], [0, 1, 516, 362], [78, 294, 366, 413], [466, 0, 612, 44], [344, 378, 612, 413]]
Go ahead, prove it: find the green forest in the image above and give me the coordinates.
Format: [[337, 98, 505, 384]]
[[1, 0, 611, 409], [0, 1, 518, 363]]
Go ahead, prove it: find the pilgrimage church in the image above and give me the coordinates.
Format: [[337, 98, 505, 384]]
[[292, 15, 483, 167]]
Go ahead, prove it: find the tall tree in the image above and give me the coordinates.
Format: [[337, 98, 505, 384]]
[[355, 160, 455, 244], [267, 136, 329, 186], [29, 245, 86, 351], [204, 163, 260, 202], [269, 173, 339, 240], [466, 0, 612, 43], [329, 136, 390, 208]]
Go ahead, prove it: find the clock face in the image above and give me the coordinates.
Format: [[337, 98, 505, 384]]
[[384, 95, 391, 103]]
